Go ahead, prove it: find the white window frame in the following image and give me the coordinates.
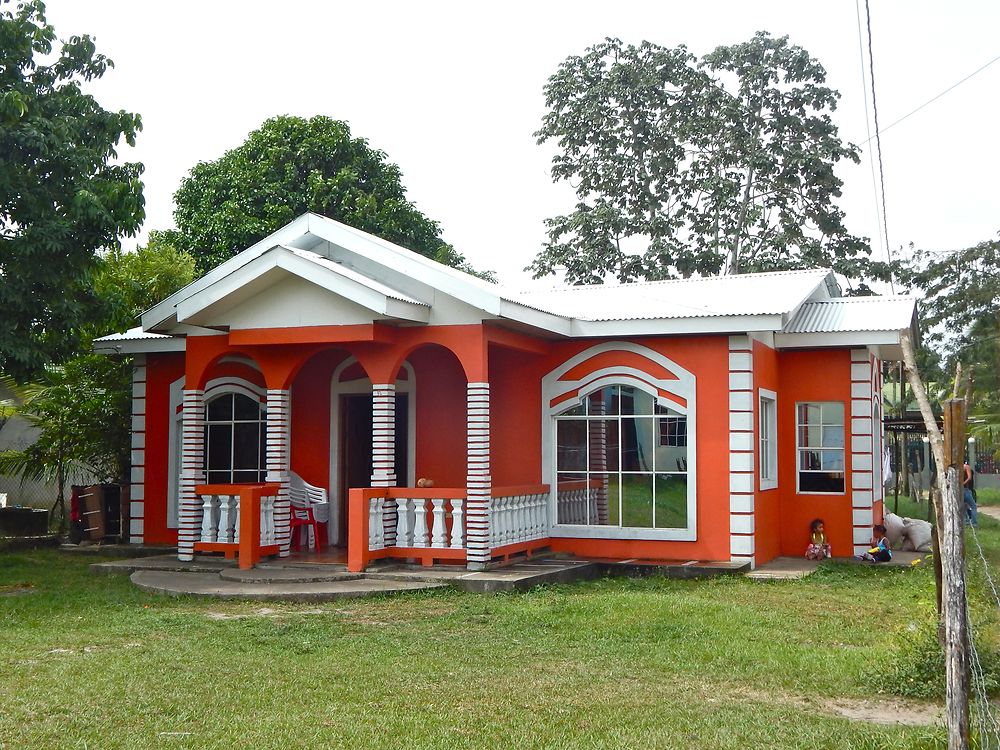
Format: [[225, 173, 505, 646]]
[[759, 388, 777, 491], [202, 378, 268, 485], [541, 342, 697, 542], [795, 400, 846, 495]]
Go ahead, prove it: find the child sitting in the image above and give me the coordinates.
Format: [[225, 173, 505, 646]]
[[805, 518, 832, 560], [857, 524, 892, 563]]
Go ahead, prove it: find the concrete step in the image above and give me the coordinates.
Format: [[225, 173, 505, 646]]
[[91, 554, 235, 576], [130, 570, 448, 602], [218, 567, 360, 584]]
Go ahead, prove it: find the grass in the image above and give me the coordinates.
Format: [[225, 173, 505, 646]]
[[4, 514, 1000, 749]]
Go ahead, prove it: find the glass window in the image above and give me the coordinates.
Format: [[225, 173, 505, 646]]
[[796, 402, 845, 493], [759, 393, 777, 490], [204, 392, 267, 484], [555, 385, 688, 529]]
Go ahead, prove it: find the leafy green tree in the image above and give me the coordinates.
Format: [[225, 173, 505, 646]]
[[0, 0, 144, 380], [0, 356, 131, 531], [902, 235, 1000, 429], [167, 115, 490, 278], [531, 33, 887, 288], [89, 232, 197, 337]]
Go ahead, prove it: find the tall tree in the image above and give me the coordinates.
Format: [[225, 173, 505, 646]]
[[167, 115, 490, 278], [531, 33, 887, 287], [0, 0, 144, 380]]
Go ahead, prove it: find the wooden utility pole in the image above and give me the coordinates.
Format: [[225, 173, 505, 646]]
[[900, 331, 970, 749], [942, 398, 970, 750]]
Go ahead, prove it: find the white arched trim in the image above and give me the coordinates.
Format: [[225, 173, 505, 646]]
[[328, 357, 416, 545], [204, 377, 266, 404], [542, 341, 697, 542]]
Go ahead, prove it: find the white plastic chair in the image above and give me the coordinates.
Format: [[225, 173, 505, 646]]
[[289, 472, 330, 551]]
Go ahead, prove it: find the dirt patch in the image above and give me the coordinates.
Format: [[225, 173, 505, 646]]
[[204, 607, 325, 621], [0, 583, 35, 596], [820, 697, 942, 726]]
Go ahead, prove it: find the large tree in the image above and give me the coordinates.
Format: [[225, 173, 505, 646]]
[[168, 115, 488, 277], [530, 33, 887, 288], [0, 0, 144, 380]]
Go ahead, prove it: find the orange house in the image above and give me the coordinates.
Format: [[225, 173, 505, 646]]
[[95, 213, 917, 571]]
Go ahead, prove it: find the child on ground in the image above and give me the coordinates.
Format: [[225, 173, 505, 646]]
[[857, 524, 892, 563], [805, 518, 832, 560]]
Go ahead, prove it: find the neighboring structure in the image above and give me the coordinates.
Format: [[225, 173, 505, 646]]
[[95, 213, 917, 570]]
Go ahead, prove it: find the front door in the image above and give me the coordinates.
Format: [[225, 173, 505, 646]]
[[338, 393, 409, 545]]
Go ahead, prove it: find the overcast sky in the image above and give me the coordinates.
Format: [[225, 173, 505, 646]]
[[41, 0, 1000, 287]]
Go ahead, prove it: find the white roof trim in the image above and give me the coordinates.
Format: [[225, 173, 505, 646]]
[[174, 245, 430, 325], [93, 327, 186, 354]]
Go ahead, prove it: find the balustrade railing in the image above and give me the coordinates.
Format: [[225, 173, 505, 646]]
[[489, 486, 549, 549], [555, 480, 602, 525], [193, 484, 280, 569], [367, 494, 466, 551]]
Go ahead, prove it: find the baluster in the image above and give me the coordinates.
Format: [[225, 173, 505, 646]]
[[517, 495, 528, 543], [395, 497, 411, 547], [200, 494, 216, 543], [496, 498, 508, 547], [233, 495, 241, 544], [412, 498, 429, 547], [449, 498, 465, 549], [526, 494, 535, 540], [368, 497, 380, 549], [217, 494, 233, 543], [261, 494, 274, 546], [431, 498, 447, 548]]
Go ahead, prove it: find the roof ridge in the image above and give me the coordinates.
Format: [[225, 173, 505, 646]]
[[514, 268, 831, 295], [806, 295, 916, 304]]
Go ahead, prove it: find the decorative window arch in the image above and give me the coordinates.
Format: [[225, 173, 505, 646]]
[[203, 378, 268, 485], [542, 342, 697, 542]]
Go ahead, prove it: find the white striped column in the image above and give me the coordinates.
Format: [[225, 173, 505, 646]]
[[589, 397, 609, 525], [129, 356, 147, 544], [265, 389, 292, 557], [850, 349, 875, 556], [728, 336, 756, 569], [370, 384, 397, 545], [177, 389, 205, 561], [466, 382, 491, 569]]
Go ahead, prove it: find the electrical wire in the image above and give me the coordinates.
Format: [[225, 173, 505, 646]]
[[854, 0, 887, 274], [863, 0, 895, 293]]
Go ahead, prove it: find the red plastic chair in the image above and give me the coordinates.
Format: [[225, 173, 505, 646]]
[[289, 497, 323, 553]]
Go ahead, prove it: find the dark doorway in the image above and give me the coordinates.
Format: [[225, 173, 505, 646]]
[[338, 393, 409, 545]]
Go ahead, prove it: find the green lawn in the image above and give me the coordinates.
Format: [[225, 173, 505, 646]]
[[2, 511, 999, 749]]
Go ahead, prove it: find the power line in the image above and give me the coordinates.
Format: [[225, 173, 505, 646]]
[[854, 0, 887, 273], [859, 52, 1000, 146], [863, 0, 896, 293]]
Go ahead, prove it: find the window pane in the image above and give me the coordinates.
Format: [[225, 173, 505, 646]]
[[586, 387, 617, 416], [556, 473, 587, 524], [621, 418, 654, 472], [207, 470, 230, 485], [800, 450, 821, 471], [822, 425, 844, 448], [798, 403, 820, 425], [234, 393, 261, 421], [591, 475, 615, 526], [798, 425, 821, 447], [556, 420, 587, 471], [799, 471, 845, 493], [821, 402, 844, 424], [820, 451, 844, 471], [557, 401, 584, 417], [588, 420, 619, 472], [654, 473, 687, 529], [206, 424, 232, 471], [620, 474, 653, 528], [232, 470, 259, 484], [207, 394, 233, 421], [233, 422, 260, 470], [620, 386, 654, 415]]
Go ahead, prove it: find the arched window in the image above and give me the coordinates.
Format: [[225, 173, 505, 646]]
[[204, 392, 267, 484], [554, 385, 689, 530]]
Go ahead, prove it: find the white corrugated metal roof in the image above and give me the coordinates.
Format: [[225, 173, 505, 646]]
[[782, 296, 916, 333], [283, 246, 429, 306], [508, 268, 833, 321], [94, 327, 173, 342]]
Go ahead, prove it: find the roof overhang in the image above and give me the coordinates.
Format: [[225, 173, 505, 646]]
[[92, 330, 186, 355]]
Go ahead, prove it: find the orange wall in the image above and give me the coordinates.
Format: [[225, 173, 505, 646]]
[[753, 339, 781, 563], [775, 348, 854, 557], [289, 350, 348, 490], [410, 346, 468, 486], [142, 352, 184, 545]]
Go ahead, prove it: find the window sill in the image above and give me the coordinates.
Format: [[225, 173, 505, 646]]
[[759, 480, 778, 491], [550, 524, 697, 542]]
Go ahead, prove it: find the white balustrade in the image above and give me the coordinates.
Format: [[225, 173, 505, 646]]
[[489, 492, 549, 548], [197, 492, 277, 547], [366, 495, 467, 551], [556, 486, 591, 525]]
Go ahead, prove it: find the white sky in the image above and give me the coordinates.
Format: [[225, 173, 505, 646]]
[[41, 0, 1000, 287]]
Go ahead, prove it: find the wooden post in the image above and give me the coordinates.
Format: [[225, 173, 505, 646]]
[[942, 398, 970, 750]]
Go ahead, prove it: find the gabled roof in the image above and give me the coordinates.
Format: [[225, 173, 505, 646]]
[[781, 296, 917, 334], [125, 212, 915, 353]]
